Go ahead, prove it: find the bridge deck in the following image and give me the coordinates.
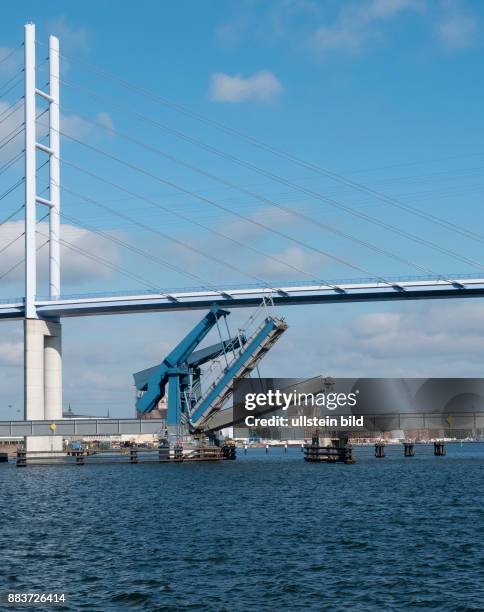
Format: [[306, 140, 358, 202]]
[[1, 276, 484, 319], [0, 418, 166, 437]]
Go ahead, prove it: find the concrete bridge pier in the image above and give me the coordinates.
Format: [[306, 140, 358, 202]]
[[24, 319, 63, 452]]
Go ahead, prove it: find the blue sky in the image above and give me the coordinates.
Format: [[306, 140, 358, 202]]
[[1, 1, 484, 418]]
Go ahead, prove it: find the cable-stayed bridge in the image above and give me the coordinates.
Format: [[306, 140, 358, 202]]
[[1, 24, 484, 447]]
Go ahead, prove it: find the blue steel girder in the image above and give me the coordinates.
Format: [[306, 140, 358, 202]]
[[189, 316, 287, 429], [188, 336, 246, 367], [135, 304, 230, 413]]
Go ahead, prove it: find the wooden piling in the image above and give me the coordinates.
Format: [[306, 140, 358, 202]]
[[174, 443, 184, 462], [304, 433, 355, 464], [221, 443, 236, 460], [130, 447, 138, 464], [434, 441, 446, 456], [375, 442, 385, 458], [158, 440, 170, 462], [16, 449, 27, 467], [404, 442, 415, 457]]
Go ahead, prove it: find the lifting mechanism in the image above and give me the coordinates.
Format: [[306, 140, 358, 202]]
[[133, 302, 288, 442]]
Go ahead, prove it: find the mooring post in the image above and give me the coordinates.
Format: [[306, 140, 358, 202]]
[[375, 442, 385, 458], [174, 443, 183, 461], [303, 433, 356, 464], [404, 442, 415, 457], [130, 446, 138, 464], [221, 444, 236, 460], [344, 445, 355, 464], [16, 448, 27, 467], [434, 441, 446, 456], [158, 439, 169, 461]]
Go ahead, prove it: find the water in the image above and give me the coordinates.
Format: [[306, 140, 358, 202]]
[[1, 444, 484, 611]]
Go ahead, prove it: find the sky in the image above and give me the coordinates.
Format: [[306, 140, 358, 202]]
[[1, 0, 484, 418]]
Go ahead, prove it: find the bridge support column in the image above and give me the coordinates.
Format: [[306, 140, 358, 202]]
[[24, 319, 63, 452]]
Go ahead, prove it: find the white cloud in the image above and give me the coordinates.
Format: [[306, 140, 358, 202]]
[[59, 112, 92, 140], [160, 206, 299, 274], [0, 337, 22, 366], [36, 109, 115, 140], [267, 301, 484, 379], [0, 103, 113, 176], [348, 312, 401, 338], [436, 13, 478, 50], [47, 17, 88, 53], [45, 18, 89, 74], [324, 302, 484, 376], [312, 26, 361, 54], [96, 112, 114, 133], [310, 0, 425, 55], [0, 100, 24, 165], [215, 23, 243, 47], [215, 1, 323, 48], [214, 0, 479, 60], [368, 0, 424, 19], [209, 70, 282, 103], [33, 110, 91, 142], [0, 220, 120, 285], [252, 245, 327, 279]]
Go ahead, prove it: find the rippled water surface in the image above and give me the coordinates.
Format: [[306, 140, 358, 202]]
[[1, 443, 484, 611]]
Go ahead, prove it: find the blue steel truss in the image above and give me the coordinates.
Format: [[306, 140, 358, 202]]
[[133, 305, 287, 431]]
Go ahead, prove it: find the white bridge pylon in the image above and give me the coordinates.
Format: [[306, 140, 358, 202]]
[[24, 319, 62, 451], [23, 23, 62, 450]]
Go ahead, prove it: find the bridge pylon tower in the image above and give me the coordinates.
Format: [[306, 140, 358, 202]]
[[23, 23, 63, 452]]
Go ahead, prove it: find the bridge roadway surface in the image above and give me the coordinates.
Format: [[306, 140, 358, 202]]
[[1, 412, 483, 437], [1, 275, 484, 320], [0, 418, 167, 437]]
